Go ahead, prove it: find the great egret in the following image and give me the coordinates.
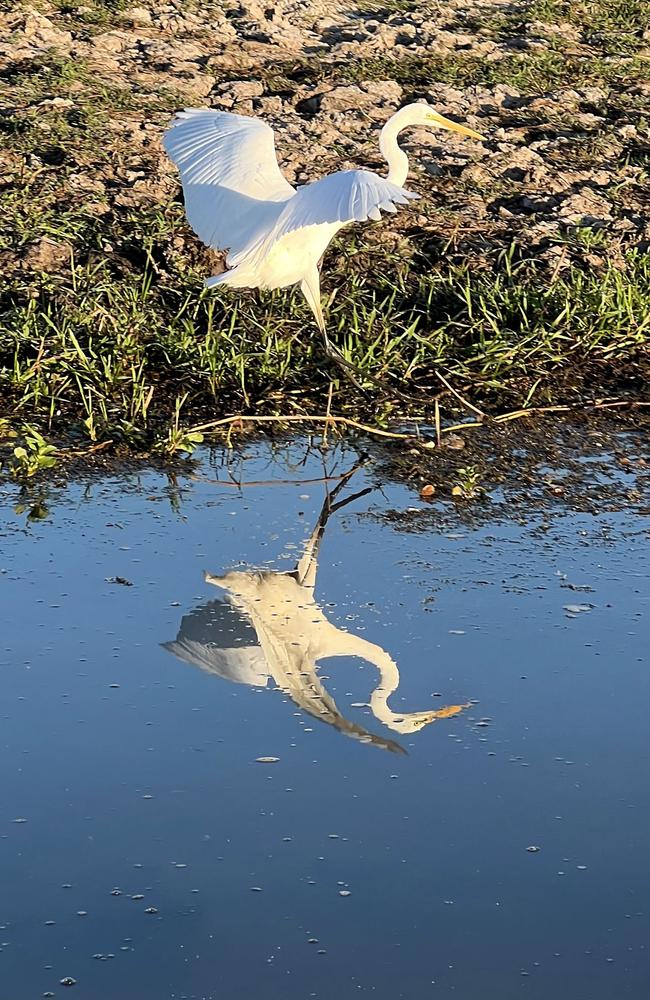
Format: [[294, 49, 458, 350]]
[[163, 102, 485, 377], [162, 464, 468, 751]]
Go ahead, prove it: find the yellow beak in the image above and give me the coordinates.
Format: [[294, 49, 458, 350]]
[[426, 110, 486, 142]]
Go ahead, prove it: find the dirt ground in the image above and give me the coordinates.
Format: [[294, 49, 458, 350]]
[[2, 0, 649, 267]]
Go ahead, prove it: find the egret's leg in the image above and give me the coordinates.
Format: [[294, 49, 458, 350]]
[[300, 270, 327, 338], [299, 269, 424, 405], [300, 270, 369, 392]]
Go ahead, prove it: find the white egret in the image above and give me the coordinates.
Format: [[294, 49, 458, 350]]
[[163, 102, 485, 377], [162, 465, 468, 750]]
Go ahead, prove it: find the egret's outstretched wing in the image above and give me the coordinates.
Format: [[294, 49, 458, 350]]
[[163, 109, 295, 265], [250, 169, 419, 262]]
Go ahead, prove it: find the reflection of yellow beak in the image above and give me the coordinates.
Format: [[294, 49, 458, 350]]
[[432, 702, 471, 719], [426, 111, 486, 141]]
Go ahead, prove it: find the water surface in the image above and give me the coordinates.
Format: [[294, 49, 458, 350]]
[[1, 440, 649, 999]]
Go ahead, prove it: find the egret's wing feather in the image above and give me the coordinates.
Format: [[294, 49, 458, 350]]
[[163, 109, 295, 264], [249, 169, 419, 263]]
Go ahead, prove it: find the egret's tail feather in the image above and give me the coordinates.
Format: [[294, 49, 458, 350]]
[[205, 268, 251, 289]]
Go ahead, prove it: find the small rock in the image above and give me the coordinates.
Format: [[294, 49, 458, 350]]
[[124, 6, 152, 25]]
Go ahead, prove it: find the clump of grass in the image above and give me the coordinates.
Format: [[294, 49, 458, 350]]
[[336, 50, 650, 95], [10, 426, 59, 478], [528, 0, 650, 55]]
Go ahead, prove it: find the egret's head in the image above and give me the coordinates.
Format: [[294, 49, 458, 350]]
[[401, 102, 486, 142]]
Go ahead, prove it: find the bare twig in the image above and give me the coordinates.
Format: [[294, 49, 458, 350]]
[[51, 398, 650, 468], [190, 413, 417, 441], [57, 440, 115, 457], [187, 397, 650, 447], [434, 371, 487, 420], [323, 381, 334, 449], [493, 399, 650, 423]]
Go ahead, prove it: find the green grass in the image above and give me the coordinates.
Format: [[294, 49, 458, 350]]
[[334, 50, 650, 95], [528, 0, 650, 54], [2, 226, 648, 457]]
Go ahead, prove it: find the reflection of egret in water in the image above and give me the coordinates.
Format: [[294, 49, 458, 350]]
[[163, 464, 468, 752]]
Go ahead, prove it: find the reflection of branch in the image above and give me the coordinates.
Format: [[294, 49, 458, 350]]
[[330, 486, 372, 514], [189, 454, 371, 491], [188, 471, 366, 489]]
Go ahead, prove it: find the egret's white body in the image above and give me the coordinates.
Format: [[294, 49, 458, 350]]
[[163, 102, 484, 354]]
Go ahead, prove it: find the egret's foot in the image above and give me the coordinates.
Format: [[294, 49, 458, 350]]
[[321, 336, 426, 408], [321, 337, 372, 396]]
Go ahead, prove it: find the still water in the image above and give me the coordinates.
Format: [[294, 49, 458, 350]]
[[1, 440, 649, 999]]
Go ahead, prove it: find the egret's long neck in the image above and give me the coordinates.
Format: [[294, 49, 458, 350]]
[[379, 116, 410, 187], [336, 632, 405, 727], [368, 652, 403, 727]]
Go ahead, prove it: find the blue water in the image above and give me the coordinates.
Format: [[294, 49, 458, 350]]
[[1, 441, 649, 999]]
